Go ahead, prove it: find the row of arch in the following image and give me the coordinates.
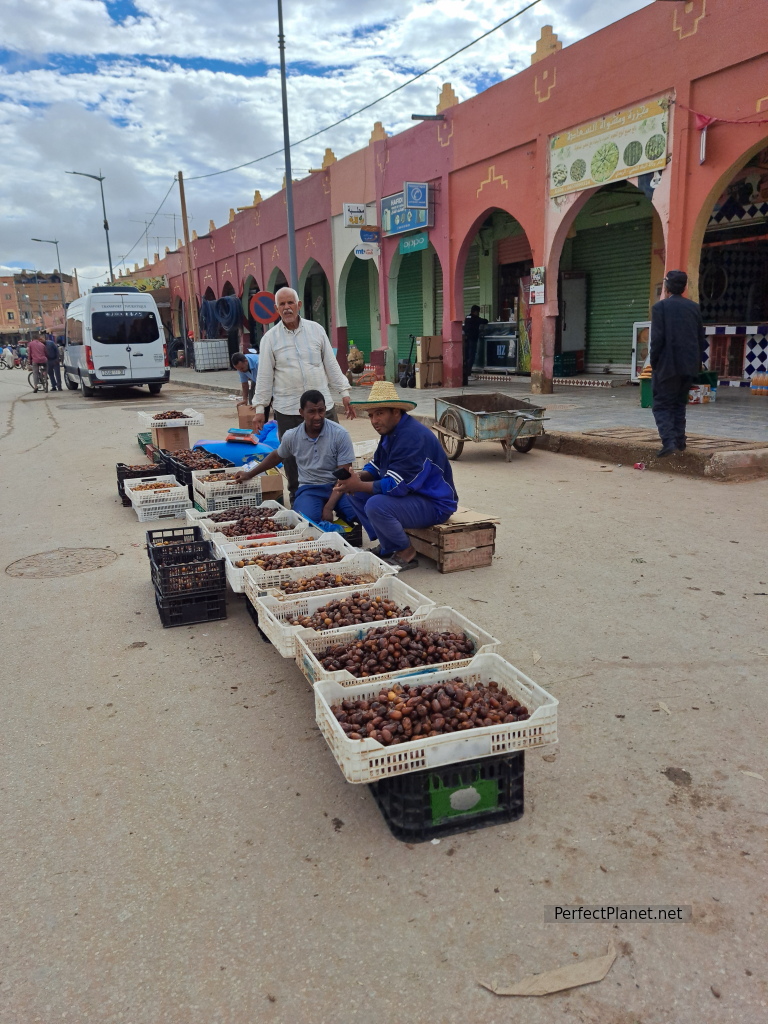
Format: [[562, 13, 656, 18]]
[[175, 136, 768, 376]]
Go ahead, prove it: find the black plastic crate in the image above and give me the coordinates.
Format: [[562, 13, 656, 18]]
[[155, 589, 227, 628], [369, 751, 524, 843], [171, 452, 234, 499], [150, 540, 226, 597], [117, 461, 161, 506], [153, 448, 175, 471], [145, 525, 203, 558]]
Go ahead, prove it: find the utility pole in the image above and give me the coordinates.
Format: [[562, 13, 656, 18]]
[[277, 0, 298, 289], [31, 238, 66, 307], [177, 171, 201, 346], [66, 170, 115, 283]]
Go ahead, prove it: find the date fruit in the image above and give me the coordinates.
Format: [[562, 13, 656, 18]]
[[318, 623, 475, 678], [288, 592, 413, 631]]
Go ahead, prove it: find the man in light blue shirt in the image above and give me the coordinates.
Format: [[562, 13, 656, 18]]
[[234, 389, 359, 526], [232, 351, 259, 406]]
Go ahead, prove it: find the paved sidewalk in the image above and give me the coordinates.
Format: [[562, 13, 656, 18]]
[[169, 366, 767, 442]]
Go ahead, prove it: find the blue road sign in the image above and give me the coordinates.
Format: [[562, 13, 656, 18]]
[[405, 182, 429, 210]]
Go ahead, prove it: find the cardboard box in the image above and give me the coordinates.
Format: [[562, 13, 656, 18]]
[[151, 425, 190, 451], [416, 336, 443, 361], [259, 470, 285, 503], [238, 405, 257, 429], [415, 361, 443, 389]]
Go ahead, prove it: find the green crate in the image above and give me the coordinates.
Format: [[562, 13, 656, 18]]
[[137, 432, 151, 454]]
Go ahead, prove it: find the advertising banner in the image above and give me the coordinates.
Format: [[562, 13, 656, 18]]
[[381, 191, 433, 237], [549, 97, 670, 198], [343, 203, 367, 227]]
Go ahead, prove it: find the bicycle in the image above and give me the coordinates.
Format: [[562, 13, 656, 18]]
[[28, 364, 49, 393]]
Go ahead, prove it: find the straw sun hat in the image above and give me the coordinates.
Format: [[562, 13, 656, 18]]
[[351, 379, 417, 412]]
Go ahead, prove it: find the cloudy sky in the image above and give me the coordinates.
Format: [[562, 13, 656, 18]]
[[0, 0, 651, 286]]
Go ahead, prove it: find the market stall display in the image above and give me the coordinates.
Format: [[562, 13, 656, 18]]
[[124, 474, 192, 521], [191, 467, 266, 512], [251, 578, 434, 658], [243, 551, 399, 603], [219, 532, 351, 593], [116, 462, 159, 506]]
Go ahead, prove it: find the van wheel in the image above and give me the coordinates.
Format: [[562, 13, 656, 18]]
[[64, 372, 79, 391], [80, 375, 95, 397], [148, 383, 162, 395]]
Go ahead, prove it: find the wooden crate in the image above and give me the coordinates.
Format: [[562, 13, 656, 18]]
[[406, 507, 498, 573]]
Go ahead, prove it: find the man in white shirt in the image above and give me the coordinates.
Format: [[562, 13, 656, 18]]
[[250, 286, 355, 504]]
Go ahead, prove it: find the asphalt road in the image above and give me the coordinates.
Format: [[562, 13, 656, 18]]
[[1, 375, 766, 1024]]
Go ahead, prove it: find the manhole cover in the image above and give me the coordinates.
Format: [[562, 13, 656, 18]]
[[6, 547, 118, 579]]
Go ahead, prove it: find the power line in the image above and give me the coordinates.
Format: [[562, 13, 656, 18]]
[[117, 176, 178, 268], [187, 0, 543, 181]]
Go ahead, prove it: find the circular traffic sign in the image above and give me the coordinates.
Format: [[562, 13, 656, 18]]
[[249, 290, 279, 324]]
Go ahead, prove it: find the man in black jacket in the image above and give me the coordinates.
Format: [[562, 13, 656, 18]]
[[650, 270, 707, 457]]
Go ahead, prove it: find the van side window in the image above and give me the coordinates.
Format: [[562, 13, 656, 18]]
[[66, 317, 83, 346]]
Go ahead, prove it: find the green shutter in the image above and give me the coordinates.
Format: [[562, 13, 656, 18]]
[[396, 252, 423, 361], [571, 219, 652, 371], [345, 258, 372, 359], [433, 251, 443, 336], [462, 243, 480, 315]]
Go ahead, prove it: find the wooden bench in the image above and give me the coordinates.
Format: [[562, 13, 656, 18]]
[[406, 507, 499, 573]]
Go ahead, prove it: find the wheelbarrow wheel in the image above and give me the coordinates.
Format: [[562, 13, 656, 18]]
[[439, 410, 464, 460], [512, 436, 536, 453]]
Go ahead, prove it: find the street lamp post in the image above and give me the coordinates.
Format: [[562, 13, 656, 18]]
[[31, 238, 66, 306], [66, 170, 115, 283]]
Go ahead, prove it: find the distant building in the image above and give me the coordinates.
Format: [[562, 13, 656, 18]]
[[0, 270, 78, 341]]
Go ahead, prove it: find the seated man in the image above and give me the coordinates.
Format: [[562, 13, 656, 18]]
[[233, 389, 360, 530], [332, 380, 458, 570]]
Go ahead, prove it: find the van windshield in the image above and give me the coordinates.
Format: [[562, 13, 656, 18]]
[[91, 311, 160, 345]]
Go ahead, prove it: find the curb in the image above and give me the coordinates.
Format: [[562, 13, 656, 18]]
[[538, 431, 768, 482], [167, 377, 235, 396]]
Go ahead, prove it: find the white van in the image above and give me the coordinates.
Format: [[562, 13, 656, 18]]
[[63, 286, 170, 396]]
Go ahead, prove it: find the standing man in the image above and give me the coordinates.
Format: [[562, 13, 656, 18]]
[[462, 305, 488, 386], [45, 336, 62, 391], [27, 336, 49, 391], [650, 270, 706, 457], [251, 286, 355, 505], [333, 380, 458, 570]]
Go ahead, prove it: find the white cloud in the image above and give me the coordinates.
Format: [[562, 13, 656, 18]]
[[0, 0, 651, 283]]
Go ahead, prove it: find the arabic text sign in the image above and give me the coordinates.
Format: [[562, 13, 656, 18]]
[[549, 97, 670, 198], [343, 203, 367, 227], [380, 191, 432, 237]]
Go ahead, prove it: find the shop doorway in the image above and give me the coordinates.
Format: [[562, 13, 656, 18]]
[[557, 183, 661, 375], [300, 259, 332, 335], [221, 280, 241, 358], [242, 275, 265, 351], [697, 143, 768, 382], [458, 209, 533, 373], [342, 254, 379, 360], [393, 244, 443, 362]]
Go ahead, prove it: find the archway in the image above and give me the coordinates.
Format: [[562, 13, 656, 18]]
[[554, 182, 663, 375], [267, 267, 288, 294], [242, 274, 266, 350], [221, 280, 242, 358], [339, 250, 379, 360], [388, 242, 444, 363], [299, 259, 331, 335], [693, 141, 768, 383], [454, 209, 533, 373]]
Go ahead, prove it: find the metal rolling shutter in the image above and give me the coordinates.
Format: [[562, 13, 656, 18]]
[[345, 257, 372, 359], [496, 235, 532, 265], [462, 243, 480, 316], [433, 252, 443, 335], [396, 252, 423, 361], [572, 219, 652, 371]]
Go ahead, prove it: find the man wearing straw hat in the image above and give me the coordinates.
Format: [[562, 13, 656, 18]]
[[332, 380, 458, 570]]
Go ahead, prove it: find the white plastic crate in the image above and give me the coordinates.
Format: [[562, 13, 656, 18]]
[[251, 577, 436, 658], [191, 467, 263, 509], [133, 499, 192, 522], [314, 653, 558, 784], [185, 500, 285, 529], [218, 524, 325, 589], [295, 606, 499, 689], [225, 532, 357, 594], [352, 439, 378, 470], [209, 510, 314, 552], [124, 474, 189, 507], [245, 550, 399, 601], [138, 408, 204, 428]]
